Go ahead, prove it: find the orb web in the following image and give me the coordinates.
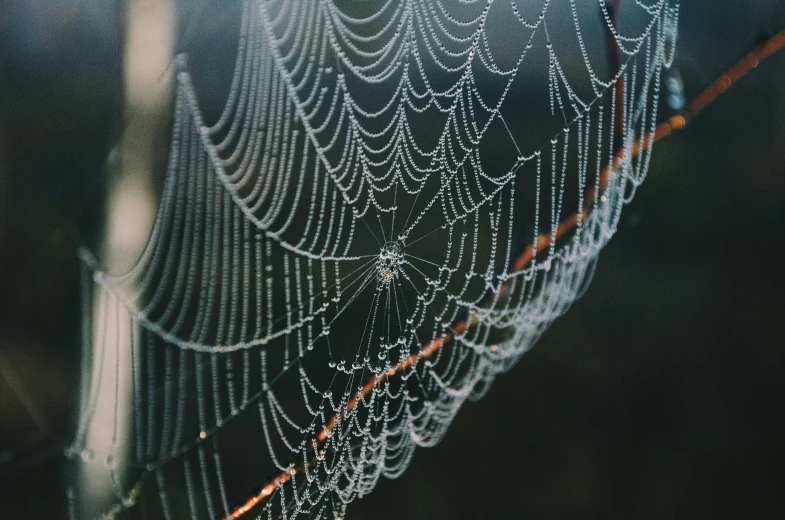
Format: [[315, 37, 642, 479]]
[[69, 0, 680, 518]]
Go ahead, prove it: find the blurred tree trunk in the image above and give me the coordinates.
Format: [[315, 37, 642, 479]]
[[73, 0, 174, 516]]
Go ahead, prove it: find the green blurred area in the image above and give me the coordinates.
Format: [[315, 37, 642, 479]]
[[1, 1, 784, 518]]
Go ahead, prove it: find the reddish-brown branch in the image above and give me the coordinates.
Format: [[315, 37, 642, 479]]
[[224, 27, 785, 520]]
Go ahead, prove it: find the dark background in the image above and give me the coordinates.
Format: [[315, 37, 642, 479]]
[[1, 1, 784, 518]]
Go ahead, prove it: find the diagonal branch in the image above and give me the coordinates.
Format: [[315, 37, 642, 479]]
[[224, 27, 785, 520]]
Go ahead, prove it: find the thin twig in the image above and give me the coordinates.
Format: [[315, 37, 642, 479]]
[[224, 27, 785, 520]]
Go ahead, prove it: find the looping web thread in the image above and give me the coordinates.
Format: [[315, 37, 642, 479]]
[[69, 0, 679, 518]]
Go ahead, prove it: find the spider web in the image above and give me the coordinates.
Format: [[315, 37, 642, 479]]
[[68, 0, 679, 518]]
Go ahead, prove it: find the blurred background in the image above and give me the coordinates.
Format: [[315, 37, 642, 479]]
[[1, 1, 784, 518]]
